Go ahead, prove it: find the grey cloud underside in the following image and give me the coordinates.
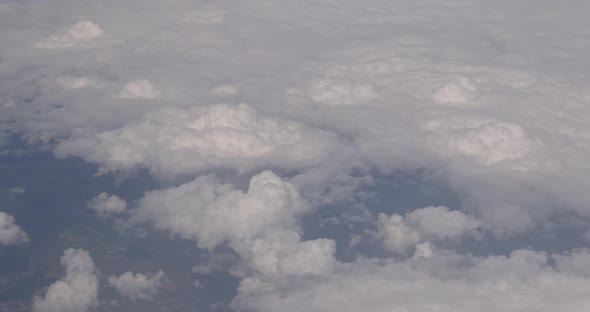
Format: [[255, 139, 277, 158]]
[[2, 0, 590, 311]]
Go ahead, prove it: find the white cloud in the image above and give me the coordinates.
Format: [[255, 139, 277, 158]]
[[108, 270, 167, 301], [433, 76, 480, 106], [117, 80, 160, 99], [36, 20, 103, 49], [308, 78, 377, 106], [136, 170, 335, 277], [4, 1, 590, 310], [56, 104, 344, 178], [56, 76, 94, 90], [234, 249, 590, 312], [0, 212, 29, 246], [88, 192, 127, 217], [423, 119, 539, 165], [212, 85, 238, 97], [377, 206, 482, 255], [32, 249, 98, 312], [553, 248, 590, 277], [3, 0, 589, 237]]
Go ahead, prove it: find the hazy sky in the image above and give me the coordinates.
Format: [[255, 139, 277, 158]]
[[2, 0, 590, 311]]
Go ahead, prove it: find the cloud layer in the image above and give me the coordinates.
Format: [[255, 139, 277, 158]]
[[56, 104, 344, 178], [2, 0, 590, 311], [234, 249, 590, 312]]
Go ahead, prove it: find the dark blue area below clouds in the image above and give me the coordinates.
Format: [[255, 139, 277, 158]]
[[0, 140, 237, 311]]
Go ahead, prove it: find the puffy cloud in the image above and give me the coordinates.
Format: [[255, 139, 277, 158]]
[[308, 78, 378, 107], [117, 80, 160, 99], [36, 20, 103, 49], [234, 249, 590, 312], [433, 76, 480, 106], [32, 249, 98, 312], [56, 104, 344, 178], [3, 0, 589, 238], [423, 119, 539, 165], [4, 0, 590, 310], [377, 206, 482, 255], [87, 192, 127, 217], [136, 170, 336, 277], [108, 270, 167, 301], [0, 212, 29, 246]]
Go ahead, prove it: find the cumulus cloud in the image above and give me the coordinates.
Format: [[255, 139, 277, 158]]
[[234, 249, 590, 312], [433, 76, 480, 106], [88, 192, 127, 217], [117, 80, 160, 99], [4, 0, 590, 310], [377, 206, 482, 255], [136, 170, 336, 277], [32, 249, 98, 312], [108, 270, 167, 301], [422, 119, 539, 166], [0, 212, 29, 246], [56, 104, 344, 178], [308, 78, 378, 106]]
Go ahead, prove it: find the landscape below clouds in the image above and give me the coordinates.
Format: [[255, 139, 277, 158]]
[[2, 0, 590, 311]]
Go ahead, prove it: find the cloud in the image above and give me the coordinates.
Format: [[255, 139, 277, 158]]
[[56, 104, 344, 178], [234, 249, 590, 312], [3, 1, 590, 310], [423, 119, 539, 165], [377, 206, 482, 255], [117, 80, 160, 99], [308, 78, 378, 107], [88, 192, 127, 217], [433, 76, 480, 106], [108, 270, 167, 301], [136, 170, 336, 277], [32, 249, 98, 312], [36, 20, 103, 50], [0, 212, 29, 246], [56, 76, 94, 90]]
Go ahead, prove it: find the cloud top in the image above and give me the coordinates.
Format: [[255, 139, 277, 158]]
[[32, 249, 98, 312], [0, 212, 29, 246], [108, 270, 167, 301], [56, 104, 342, 177]]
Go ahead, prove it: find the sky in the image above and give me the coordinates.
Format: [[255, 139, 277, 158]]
[[1, 0, 590, 311]]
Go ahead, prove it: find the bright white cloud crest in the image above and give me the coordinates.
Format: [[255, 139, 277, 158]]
[[56, 104, 343, 178], [137, 170, 336, 277]]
